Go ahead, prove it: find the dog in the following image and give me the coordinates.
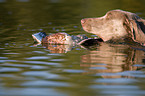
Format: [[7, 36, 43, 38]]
[[81, 9, 145, 46]]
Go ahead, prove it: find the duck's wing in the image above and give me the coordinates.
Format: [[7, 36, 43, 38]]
[[42, 33, 74, 45]]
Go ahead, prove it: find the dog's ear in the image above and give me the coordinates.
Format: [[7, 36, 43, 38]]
[[123, 15, 145, 46], [130, 20, 145, 45]]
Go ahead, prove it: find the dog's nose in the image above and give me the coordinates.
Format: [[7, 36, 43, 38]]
[[81, 19, 86, 24]]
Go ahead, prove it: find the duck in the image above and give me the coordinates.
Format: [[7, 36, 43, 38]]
[[32, 32, 102, 46]]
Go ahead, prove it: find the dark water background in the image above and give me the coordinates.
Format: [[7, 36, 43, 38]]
[[0, 0, 145, 96]]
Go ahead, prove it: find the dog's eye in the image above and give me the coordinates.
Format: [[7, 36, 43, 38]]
[[88, 19, 92, 22], [106, 13, 113, 20], [108, 13, 112, 16]]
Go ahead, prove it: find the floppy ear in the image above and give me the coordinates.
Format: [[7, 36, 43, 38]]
[[130, 20, 145, 45], [123, 15, 145, 46]]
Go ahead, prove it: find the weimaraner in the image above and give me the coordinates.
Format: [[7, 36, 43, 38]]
[[81, 9, 145, 46]]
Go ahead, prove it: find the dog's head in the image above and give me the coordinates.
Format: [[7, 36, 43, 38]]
[[81, 9, 145, 45]]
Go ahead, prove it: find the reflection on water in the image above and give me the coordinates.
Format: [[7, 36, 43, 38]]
[[81, 43, 145, 74], [0, 0, 145, 96], [42, 43, 73, 53], [1, 42, 145, 96]]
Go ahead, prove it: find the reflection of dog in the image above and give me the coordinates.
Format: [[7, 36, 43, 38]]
[[81, 10, 145, 46], [81, 43, 145, 78]]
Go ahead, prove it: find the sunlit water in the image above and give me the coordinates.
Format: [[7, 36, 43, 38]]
[[0, 0, 145, 96]]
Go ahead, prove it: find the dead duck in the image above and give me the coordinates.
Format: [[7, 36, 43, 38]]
[[32, 32, 102, 46]]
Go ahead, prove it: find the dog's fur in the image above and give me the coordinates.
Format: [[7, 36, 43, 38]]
[[81, 9, 145, 46]]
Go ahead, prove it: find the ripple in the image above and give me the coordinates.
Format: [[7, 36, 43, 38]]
[[30, 65, 48, 69], [96, 72, 119, 77], [89, 67, 107, 70], [0, 67, 21, 72], [0, 88, 66, 96], [22, 80, 69, 87], [2, 63, 30, 68], [63, 69, 86, 73], [22, 71, 51, 76], [118, 71, 145, 78], [90, 85, 145, 95], [17, 0, 29, 2], [47, 53, 64, 56], [0, 74, 15, 77], [133, 64, 145, 67], [96, 70, 145, 78], [90, 85, 139, 89], [26, 56, 50, 60], [22, 71, 61, 79], [0, 57, 8, 59], [50, 59, 66, 61], [32, 51, 46, 54], [2, 53, 19, 54], [95, 78, 138, 84], [23, 61, 60, 66], [102, 90, 145, 95], [0, 60, 17, 63]]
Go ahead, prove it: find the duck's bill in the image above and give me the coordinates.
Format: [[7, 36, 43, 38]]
[[32, 32, 47, 43]]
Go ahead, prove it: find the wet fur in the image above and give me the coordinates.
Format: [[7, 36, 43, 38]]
[[81, 9, 145, 46]]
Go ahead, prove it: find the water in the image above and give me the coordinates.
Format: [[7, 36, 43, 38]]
[[0, 0, 145, 96]]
